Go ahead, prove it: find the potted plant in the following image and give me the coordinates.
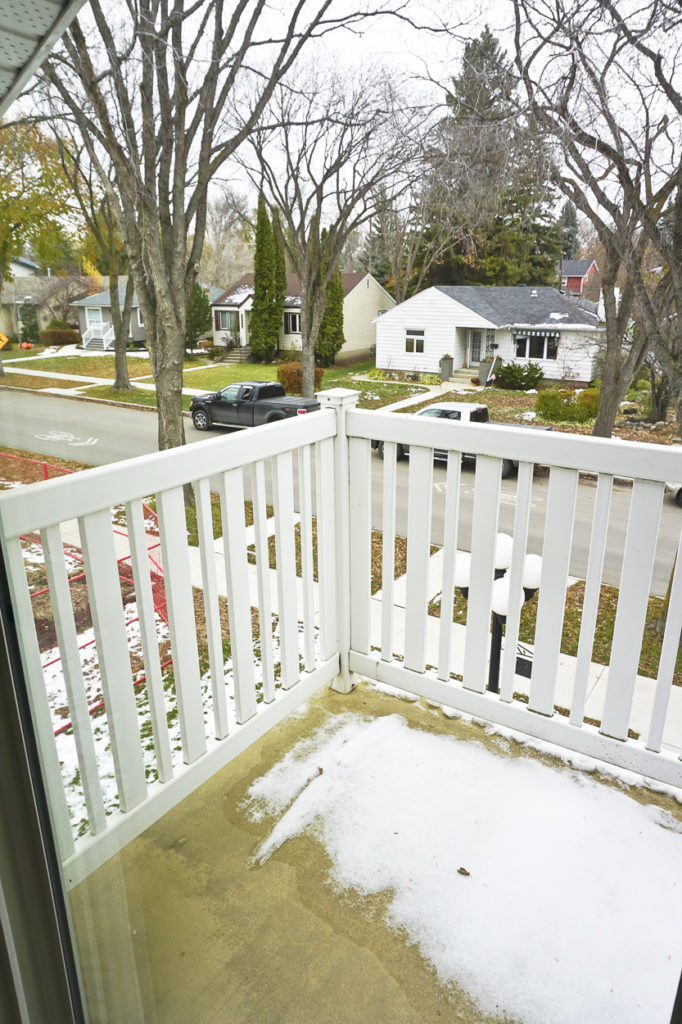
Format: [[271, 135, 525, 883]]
[[439, 353, 453, 381]]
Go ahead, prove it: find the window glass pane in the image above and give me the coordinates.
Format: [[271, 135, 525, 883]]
[[419, 408, 442, 418], [221, 385, 240, 400], [529, 336, 545, 359], [515, 336, 527, 358], [405, 338, 414, 352], [416, 339, 424, 353], [444, 410, 461, 420], [546, 336, 559, 359], [470, 407, 490, 423]]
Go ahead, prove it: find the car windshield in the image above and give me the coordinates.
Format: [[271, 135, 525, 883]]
[[419, 408, 446, 418], [470, 407, 489, 423]]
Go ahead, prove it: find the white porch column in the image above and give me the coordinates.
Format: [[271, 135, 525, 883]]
[[316, 387, 360, 694]]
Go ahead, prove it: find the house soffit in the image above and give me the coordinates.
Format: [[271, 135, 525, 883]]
[[0, 0, 88, 116]]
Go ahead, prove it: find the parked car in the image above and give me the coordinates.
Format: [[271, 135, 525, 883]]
[[190, 381, 320, 431], [372, 401, 553, 478]]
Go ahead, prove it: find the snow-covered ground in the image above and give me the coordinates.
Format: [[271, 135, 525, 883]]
[[244, 711, 682, 1024]]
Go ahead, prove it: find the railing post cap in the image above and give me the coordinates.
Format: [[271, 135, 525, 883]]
[[316, 387, 361, 408]]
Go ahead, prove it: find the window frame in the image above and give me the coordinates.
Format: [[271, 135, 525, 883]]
[[405, 328, 425, 354]]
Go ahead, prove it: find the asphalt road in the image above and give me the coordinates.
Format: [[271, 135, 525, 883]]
[[1, 389, 678, 594]]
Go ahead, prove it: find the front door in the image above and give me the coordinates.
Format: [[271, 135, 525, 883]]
[[470, 330, 482, 365]]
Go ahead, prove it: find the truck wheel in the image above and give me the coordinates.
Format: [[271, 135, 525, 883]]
[[501, 458, 514, 479], [265, 411, 286, 423], [192, 408, 211, 431]]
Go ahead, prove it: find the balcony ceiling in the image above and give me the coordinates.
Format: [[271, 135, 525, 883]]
[[0, 0, 87, 117]]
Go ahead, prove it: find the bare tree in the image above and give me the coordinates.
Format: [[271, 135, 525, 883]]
[[199, 187, 254, 290], [38, 1, 402, 451], [512, 0, 682, 435], [241, 70, 423, 395], [40, 272, 100, 324], [55, 140, 134, 389]]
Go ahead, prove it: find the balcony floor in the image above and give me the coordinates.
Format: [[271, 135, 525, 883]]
[[68, 683, 682, 1024]]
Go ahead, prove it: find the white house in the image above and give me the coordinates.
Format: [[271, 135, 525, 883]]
[[211, 271, 394, 361], [374, 285, 605, 384]]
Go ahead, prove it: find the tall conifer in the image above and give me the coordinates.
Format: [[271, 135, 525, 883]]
[[271, 208, 287, 352], [250, 194, 277, 361]]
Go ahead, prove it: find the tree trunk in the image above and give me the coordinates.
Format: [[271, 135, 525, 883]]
[[299, 275, 326, 398], [110, 272, 134, 391]]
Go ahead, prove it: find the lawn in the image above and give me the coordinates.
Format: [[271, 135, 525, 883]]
[[182, 363, 279, 391], [2, 345, 48, 359], [1, 373, 81, 390], [81, 385, 192, 411], [428, 578, 681, 686], [6, 354, 157, 379]]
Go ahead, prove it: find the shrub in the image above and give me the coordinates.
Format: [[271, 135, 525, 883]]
[[38, 328, 81, 346], [277, 361, 323, 394], [494, 360, 544, 390], [535, 387, 600, 423], [367, 368, 385, 380], [46, 318, 70, 330]]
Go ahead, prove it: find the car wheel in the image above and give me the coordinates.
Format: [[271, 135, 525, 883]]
[[192, 408, 211, 431], [676, 488, 682, 508], [501, 458, 514, 479], [396, 443, 407, 460]]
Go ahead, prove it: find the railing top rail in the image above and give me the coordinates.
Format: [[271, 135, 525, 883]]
[[348, 408, 682, 482], [0, 409, 336, 539]]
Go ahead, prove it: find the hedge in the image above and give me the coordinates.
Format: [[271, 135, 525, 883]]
[[277, 361, 323, 394], [38, 329, 81, 347], [535, 387, 600, 423], [494, 360, 544, 390]]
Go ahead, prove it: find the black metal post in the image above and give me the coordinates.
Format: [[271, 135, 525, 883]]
[[487, 613, 504, 693]]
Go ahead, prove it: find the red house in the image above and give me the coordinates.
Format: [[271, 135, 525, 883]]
[[558, 259, 599, 297]]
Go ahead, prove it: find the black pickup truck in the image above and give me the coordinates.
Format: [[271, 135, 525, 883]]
[[190, 381, 320, 431]]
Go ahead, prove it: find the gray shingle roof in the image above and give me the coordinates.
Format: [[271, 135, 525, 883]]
[[73, 281, 223, 308], [558, 260, 596, 278], [434, 286, 600, 328]]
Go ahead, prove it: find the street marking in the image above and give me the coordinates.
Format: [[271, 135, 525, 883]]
[[35, 431, 99, 446]]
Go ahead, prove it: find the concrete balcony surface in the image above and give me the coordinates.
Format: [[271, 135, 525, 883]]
[[67, 681, 682, 1024]]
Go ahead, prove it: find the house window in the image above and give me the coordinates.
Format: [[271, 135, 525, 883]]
[[218, 310, 238, 332], [405, 328, 424, 354], [513, 331, 559, 360], [284, 312, 301, 334], [85, 307, 103, 327]]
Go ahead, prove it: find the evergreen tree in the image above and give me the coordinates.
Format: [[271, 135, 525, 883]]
[[558, 201, 579, 260], [19, 302, 39, 343], [316, 265, 345, 365], [420, 27, 560, 287], [271, 208, 287, 350], [250, 194, 277, 361], [185, 283, 213, 354]]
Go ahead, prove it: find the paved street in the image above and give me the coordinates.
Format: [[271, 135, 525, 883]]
[[0, 388, 679, 594]]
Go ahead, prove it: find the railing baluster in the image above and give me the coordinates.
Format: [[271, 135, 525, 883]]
[[3, 536, 75, 857], [437, 451, 461, 682], [298, 446, 316, 672], [570, 474, 613, 726], [499, 461, 534, 702], [529, 468, 578, 717], [463, 456, 501, 692], [381, 442, 397, 662], [404, 446, 434, 673], [156, 487, 206, 764], [126, 500, 173, 781], [647, 528, 682, 753], [272, 452, 299, 689], [315, 438, 337, 662], [349, 437, 372, 657], [219, 468, 257, 724], [601, 479, 664, 741], [193, 479, 228, 739], [251, 460, 275, 703], [42, 524, 107, 835], [79, 510, 147, 813]]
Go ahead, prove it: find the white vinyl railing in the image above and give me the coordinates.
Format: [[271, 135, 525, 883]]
[[1, 388, 681, 888], [348, 405, 682, 787], [0, 405, 341, 887]]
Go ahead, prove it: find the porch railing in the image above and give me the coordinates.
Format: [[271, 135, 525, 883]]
[[1, 388, 681, 888]]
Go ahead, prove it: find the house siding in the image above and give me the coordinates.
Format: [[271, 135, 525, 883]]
[[340, 274, 395, 359], [492, 329, 600, 383], [375, 290, 492, 374], [76, 306, 146, 343]]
